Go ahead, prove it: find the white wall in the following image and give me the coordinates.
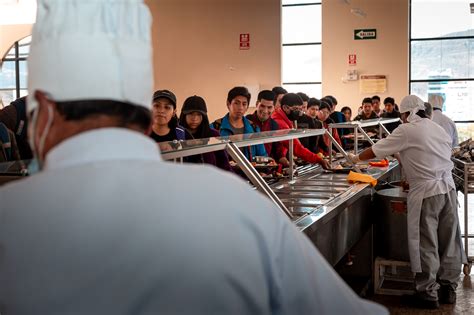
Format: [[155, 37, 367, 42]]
[[322, 0, 409, 114]]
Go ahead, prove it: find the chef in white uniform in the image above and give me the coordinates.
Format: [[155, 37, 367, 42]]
[[350, 95, 465, 309], [429, 94, 459, 148], [0, 1, 387, 314]]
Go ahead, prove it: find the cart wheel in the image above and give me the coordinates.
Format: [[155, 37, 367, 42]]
[[463, 263, 472, 275]]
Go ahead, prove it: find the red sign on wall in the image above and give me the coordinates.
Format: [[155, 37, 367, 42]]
[[349, 54, 357, 65], [240, 33, 250, 50]]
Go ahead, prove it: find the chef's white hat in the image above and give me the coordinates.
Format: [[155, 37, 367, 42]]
[[427, 94, 444, 110], [399, 95, 426, 122], [27, 0, 154, 113]]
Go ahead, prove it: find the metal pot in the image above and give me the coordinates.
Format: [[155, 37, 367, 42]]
[[374, 187, 410, 261]]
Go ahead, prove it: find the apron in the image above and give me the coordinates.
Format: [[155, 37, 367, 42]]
[[407, 174, 467, 272]]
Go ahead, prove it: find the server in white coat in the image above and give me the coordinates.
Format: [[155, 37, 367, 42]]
[[429, 94, 459, 148], [0, 1, 387, 314], [349, 95, 465, 309]]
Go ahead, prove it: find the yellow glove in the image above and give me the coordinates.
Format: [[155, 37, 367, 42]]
[[347, 171, 377, 187]]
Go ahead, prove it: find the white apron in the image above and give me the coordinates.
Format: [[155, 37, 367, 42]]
[[407, 174, 467, 272], [372, 117, 466, 273]]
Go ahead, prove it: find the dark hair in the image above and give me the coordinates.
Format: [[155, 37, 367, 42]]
[[321, 96, 333, 107], [272, 86, 288, 96], [372, 95, 381, 102], [281, 93, 303, 107], [341, 106, 352, 114], [383, 97, 395, 105], [179, 111, 213, 139], [257, 90, 276, 103], [227, 86, 251, 104], [362, 97, 373, 105], [415, 110, 428, 119], [319, 101, 331, 112], [296, 92, 309, 102], [324, 95, 338, 106], [55, 100, 151, 131], [307, 97, 320, 108]]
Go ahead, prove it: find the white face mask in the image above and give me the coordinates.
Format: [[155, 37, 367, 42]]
[[27, 104, 54, 172]]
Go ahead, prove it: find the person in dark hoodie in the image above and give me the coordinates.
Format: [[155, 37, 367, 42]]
[[380, 97, 401, 133], [179, 95, 233, 172], [0, 96, 33, 159]]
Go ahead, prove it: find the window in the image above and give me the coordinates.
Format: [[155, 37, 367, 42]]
[[410, 0, 474, 139], [0, 36, 30, 108], [282, 1, 322, 98]]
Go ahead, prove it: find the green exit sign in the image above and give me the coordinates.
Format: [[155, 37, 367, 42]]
[[354, 29, 377, 40]]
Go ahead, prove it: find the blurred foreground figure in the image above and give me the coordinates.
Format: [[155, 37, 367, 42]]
[[0, 1, 387, 314]]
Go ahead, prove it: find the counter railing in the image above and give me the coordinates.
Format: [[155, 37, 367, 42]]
[[328, 118, 402, 157], [159, 128, 357, 219]]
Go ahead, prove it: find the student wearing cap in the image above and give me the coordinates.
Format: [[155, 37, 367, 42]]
[[150, 89, 191, 143], [0, 1, 388, 314], [211, 86, 267, 161], [271, 93, 331, 169], [179, 95, 233, 172], [429, 94, 459, 148], [245, 90, 289, 166]]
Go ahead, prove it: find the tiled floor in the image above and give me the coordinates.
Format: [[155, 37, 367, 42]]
[[371, 274, 474, 314], [369, 192, 474, 314]]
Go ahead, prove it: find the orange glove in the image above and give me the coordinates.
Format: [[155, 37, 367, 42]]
[[369, 159, 389, 167]]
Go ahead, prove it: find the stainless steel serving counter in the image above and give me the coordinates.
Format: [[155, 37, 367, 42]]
[[269, 160, 400, 266]]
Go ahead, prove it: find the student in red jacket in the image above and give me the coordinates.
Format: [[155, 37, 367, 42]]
[[246, 90, 289, 166], [271, 93, 330, 169]]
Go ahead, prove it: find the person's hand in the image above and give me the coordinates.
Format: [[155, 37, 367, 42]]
[[278, 157, 290, 167], [319, 158, 331, 170], [347, 153, 361, 164]]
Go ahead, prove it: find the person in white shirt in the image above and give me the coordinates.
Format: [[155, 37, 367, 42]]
[[429, 94, 459, 147], [349, 95, 465, 309], [0, 1, 387, 314]]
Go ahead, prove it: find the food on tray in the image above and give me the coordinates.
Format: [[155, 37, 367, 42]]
[[452, 138, 474, 162]]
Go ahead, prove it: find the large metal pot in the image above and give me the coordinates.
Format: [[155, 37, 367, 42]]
[[374, 187, 410, 261]]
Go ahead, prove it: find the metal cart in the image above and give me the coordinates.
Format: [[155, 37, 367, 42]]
[[452, 157, 474, 275]]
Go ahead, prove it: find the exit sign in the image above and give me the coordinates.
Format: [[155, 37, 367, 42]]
[[354, 29, 377, 40]]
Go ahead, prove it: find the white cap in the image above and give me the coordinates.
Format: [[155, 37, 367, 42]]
[[27, 0, 154, 113], [428, 94, 444, 109], [399, 95, 425, 122]]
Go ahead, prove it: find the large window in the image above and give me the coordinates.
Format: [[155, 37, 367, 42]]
[[0, 36, 30, 108], [282, 1, 322, 98], [410, 0, 474, 139]]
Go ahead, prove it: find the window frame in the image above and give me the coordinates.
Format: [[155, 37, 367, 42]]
[[281, 1, 322, 93], [1, 37, 29, 101], [409, 0, 474, 123]]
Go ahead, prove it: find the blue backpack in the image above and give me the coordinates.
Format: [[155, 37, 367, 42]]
[[0, 122, 13, 161]]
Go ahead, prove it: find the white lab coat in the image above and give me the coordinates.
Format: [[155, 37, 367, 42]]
[[372, 116, 466, 272], [0, 128, 387, 314], [432, 109, 459, 147]]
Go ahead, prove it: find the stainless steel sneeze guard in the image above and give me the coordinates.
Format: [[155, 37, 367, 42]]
[[159, 127, 400, 266]]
